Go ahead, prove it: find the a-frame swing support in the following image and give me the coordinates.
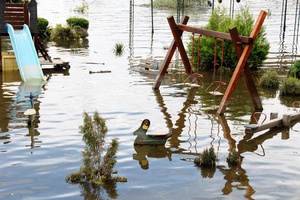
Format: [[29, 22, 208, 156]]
[[152, 10, 267, 115]]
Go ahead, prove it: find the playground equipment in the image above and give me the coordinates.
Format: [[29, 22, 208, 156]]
[[7, 23, 46, 83], [205, 38, 227, 96], [0, 0, 69, 71], [152, 10, 267, 115]]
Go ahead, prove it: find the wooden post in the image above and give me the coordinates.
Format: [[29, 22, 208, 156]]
[[283, 114, 291, 127], [23, 1, 29, 25], [217, 10, 267, 115], [152, 16, 189, 89], [228, 27, 263, 112], [28, 0, 37, 34], [167, 16, 192, 76], [0, 0, 5, 33]]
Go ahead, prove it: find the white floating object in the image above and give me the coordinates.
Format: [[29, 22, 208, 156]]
[[209, 91, 224, 96], [24, 108, 36, 116]]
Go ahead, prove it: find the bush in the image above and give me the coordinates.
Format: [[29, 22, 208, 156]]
[[51, 24, 73, 41], [259, 70, 280, 89], [194, 146, 217, 168], [280, 77, 300, 96], [187, 6, 270, 71], [67, 17, 89, 30], [226, 148, 239, 167], [288, 60, 300, 79], [66, 111, 127, 185], [51, 24, 88, 41], [37, 17, 51, 39]]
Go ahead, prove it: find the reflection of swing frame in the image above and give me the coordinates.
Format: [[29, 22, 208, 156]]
[[153, 11, 267, 115]]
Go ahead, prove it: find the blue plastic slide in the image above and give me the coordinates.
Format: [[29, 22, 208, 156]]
[[6, 24, 46, 83]]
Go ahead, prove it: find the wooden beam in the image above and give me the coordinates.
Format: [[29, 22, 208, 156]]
[[217, 10, 267, 115], [228, 27, 263, 111], [168, 16, 192, 75], [152, 16, 189, 89], [177, 24, 253, 44]]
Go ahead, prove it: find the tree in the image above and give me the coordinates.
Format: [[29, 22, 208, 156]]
[[187, 6, 270, 71]]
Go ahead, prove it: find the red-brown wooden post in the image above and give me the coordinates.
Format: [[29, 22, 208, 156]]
[[167, 16, 192, 76], [228, 27, 263, 111], [152, 16, 189, 89], [217, 10, 267, 115]]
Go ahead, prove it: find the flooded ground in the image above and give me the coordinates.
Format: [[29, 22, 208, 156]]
[[1, 0, 300, 199]]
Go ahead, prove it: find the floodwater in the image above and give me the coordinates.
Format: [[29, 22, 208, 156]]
[[1, 0, 300, 199]]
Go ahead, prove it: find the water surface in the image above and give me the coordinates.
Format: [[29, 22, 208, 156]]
[[1, 0, 300, 199]]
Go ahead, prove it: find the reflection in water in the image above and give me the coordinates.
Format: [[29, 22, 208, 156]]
[[26, 125, 41, 150], [150, 86, 300, 197], [277, 0, 288, 67], [133, 145, 172, 169], [278, 0, 300, 66], [292, 0, 300, 61], [79, 181, 118, 200], [0, 70, 44, 151]]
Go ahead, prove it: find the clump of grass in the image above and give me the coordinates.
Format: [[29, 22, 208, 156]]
[[259, 70, 280, 89], [226, 148, 239, 167], [194, 146, 217, 168], [66, 111, 127, 185], [280, 77, 300, 96], [113, 43, 125, 56]]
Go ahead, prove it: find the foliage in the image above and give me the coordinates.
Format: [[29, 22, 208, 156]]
[[280, 77, 300, 96], [226, 148, 239, 167], [194, 146, 217, 168], [66, 111, 127, 185], [51, 24, 88, 41], [259, 70, 280, 89], [37, 17, 51, 39], [113, 43, 125, 56], [288, 60, 300, 79], [67, 17, 89, 30], [187, 6, 270, 71], [51, 24, 73, 41]]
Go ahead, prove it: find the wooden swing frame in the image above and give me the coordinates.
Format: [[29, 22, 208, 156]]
[[205, 37, 227, 96], [152, 10, 267, 115]]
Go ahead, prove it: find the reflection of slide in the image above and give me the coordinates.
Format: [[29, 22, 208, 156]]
[[6, 24, 46, 83]]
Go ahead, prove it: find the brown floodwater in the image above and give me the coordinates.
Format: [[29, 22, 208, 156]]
[[1, 0, 300, 199]]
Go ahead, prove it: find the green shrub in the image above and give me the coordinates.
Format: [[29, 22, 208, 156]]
[[72, 25, 88, 39], [51, 24, 73, 41], [288, 60, 300, 79], [37, 17, 51, 39], [259, 70, 280, 89], [66, 111, 127, 185], [51, 24, 88, 41], [280, 77, 300, 96], [187, 6, 270, 71], [67, 17, 89, 30], [194, 146, 217, 168]]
